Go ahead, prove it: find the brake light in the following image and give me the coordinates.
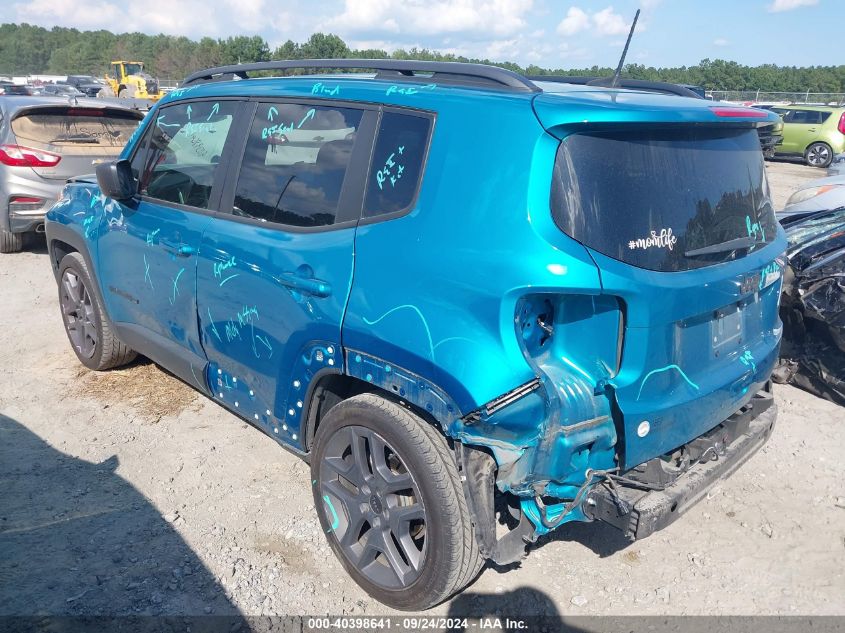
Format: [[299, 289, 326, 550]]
[[710, 106, 769, 119], [67, 109, 104, 116], [10, 196, 42, 203], [838, 112, 845, 136], [0, 144, 61, 167]]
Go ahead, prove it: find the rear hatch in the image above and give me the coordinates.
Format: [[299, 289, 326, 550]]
[[535, 89, 787, 469], [9, 104, 143, 181]]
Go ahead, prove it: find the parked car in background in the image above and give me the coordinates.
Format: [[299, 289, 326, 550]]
[[45, 59, 785, 610], [772, 105, 845, 168], [62, 75, 105, 98], [774, 207, 845, 405], [780, 174, 845, 217], [0, 84, 38, 96], [0, 96, 144, 252], [40, 84, 84, 97], [758, 117, 784, 159]]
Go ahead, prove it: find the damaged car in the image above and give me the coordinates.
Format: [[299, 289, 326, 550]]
[[45, 59, 786, 610], [781, 174, 845, 217], [774, 207, 845, 405]]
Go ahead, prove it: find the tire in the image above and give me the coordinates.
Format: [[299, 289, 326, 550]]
[[57, 252, 137, 370], [311, 394, 483, 610], [0, 229, 23, 253], [805, 142, 833, 168]]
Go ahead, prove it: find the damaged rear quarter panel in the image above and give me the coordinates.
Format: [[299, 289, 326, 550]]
[[342, 92, 612, 496]]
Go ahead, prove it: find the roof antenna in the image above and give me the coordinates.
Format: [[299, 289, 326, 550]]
[[589, 9, 640, 88], [611, 9, 640, 88]]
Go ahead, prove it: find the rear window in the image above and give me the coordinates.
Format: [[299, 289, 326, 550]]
[[11, 107, 142, 155], [550, 127, 777, 272]]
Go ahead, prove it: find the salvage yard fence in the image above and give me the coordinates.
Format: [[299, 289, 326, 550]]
[[708, 90, 845, 105]]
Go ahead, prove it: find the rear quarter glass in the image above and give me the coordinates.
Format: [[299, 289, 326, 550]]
[[550, 126, 777, 271]]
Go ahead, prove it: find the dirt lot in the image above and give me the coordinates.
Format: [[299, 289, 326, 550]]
[[1, 160, 843, 618]]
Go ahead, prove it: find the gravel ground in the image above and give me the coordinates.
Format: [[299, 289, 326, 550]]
[[1, 161, 843, 618], [765, 159, 822, 211]]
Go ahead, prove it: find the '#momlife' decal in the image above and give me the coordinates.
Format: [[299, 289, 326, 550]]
[[628, 228, 677, 251]]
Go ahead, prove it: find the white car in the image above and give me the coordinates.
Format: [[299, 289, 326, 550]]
[[781, 174, 845, 218]]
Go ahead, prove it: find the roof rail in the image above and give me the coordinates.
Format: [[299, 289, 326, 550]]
[[529, 75, 704, 99], [182, 59, 540, 93]]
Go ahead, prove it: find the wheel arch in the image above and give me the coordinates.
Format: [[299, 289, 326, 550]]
[[49, 238, 78, 276], [47, 224, 113, 331], [302, 363, 459, 455], [302, 365, 536, 567]]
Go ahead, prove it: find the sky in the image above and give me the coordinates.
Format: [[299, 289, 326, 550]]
[[2, 0, 840, 69]]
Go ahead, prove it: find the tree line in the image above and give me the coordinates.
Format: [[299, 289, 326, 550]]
[[1, 23, 842, 92]]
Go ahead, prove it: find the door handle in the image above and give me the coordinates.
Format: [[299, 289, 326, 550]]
[[161, 241, 195, 257], [276, 272, 332, 298]]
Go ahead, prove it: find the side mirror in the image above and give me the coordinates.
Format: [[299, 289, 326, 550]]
[[95, 159, 136, 201]]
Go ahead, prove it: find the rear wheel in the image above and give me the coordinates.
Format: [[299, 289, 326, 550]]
[[0, 229, 23, 253], [311, 394, 483, 610], [805, 142, 833, 168], [58, 252, 136, 370]]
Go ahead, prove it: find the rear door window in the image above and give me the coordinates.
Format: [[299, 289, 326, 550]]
[[232, 102, 364, 228], [364, 110, 432, 218], [787, 110, 825, 125], [550, 127, 777, 272], [137, 100, 237, 209]]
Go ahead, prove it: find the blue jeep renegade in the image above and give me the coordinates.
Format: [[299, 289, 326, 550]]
[[45, 60, 786, 610]]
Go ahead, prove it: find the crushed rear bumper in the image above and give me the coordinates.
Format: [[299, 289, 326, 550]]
[[584, 386, 777, 541]]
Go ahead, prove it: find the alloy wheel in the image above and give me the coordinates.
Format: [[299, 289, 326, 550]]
[[807, 144, 830, 167], [60, 269, 97, 359], [319, 425, 427, 589]]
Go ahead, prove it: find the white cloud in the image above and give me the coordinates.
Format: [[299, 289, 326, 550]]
[[13, 0, 123, 30], [592, 6, 630, 36], [222, 0, 268, 32], [557, 5, 632, 38], [485, 39, 520, 59], [713, 37, 729, 46], [323, 0, 534, 37], [130, 0, 222, 35], [557, 7, 590, 36], [12, 0, 306, 40], [768, 0, 818, 11]]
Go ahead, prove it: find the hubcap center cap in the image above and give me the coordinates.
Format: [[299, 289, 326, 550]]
[[368, 493, 383, 515]]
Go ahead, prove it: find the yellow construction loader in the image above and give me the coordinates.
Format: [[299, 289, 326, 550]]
[[101, 61, 163, 100]]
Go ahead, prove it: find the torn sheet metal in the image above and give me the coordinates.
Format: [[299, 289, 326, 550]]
[[774, 208, 845, 405]]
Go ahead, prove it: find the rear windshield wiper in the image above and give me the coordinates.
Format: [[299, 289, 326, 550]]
[[685, 236, 761, 257], [50, 135, 99, 144]]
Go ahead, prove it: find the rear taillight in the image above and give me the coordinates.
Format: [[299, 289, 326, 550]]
[[0, 144, 61, 167], [838, 112, 845, 136], [8, 196, 45, 212]]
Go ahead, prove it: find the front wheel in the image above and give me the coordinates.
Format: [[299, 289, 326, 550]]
[[311, 394, 483, 610], [57, 252, 137, 370], [805, 142, 833, 168]]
